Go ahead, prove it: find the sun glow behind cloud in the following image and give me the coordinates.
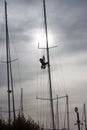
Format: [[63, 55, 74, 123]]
[[34, 29, 54, 48]]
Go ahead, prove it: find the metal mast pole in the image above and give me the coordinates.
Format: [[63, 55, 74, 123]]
[[84, 103, 87, 130], [77, 112, 80, 130], [43, 0, 55, 129], [75, 107, 81, 130], [20, 88, 23, 116], [9, 55, 16, 121], [5, 1, 11, 125], [57, 95, 59, 130], [66, 94, 69, 130]]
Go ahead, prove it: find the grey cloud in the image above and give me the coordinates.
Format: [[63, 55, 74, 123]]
[[45, 0, 87, 55], [0, 1, 87, 128], [2, 0, 87, 56]]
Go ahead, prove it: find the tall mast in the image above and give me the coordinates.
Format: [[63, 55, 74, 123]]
[[43, 0, 55, 129], [20, 88, 23, 116], [9, 54, 16, 121], [5, 1, 15, 123], [5, 1, 11, 125], [84, 103, 87, 130], [56, 95, 59, 129], [66, 94, 69, 130], [75, 107, 81, 130]]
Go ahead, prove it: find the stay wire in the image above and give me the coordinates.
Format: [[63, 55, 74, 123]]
[[7, 22, 22, 115], [0, 13, 7, 120], [46, 3, 67, 96]]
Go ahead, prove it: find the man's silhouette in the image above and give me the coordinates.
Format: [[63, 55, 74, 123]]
[[39, 55, 48, 69]]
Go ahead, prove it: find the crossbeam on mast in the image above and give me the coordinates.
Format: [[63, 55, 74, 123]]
[[0, 58, 18, 63], [38, 43, 57, 49], [36, 95, 67, 101], [36, 94, 70, 130]]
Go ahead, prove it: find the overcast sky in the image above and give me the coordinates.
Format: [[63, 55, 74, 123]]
[[0, 0, 87, 129]]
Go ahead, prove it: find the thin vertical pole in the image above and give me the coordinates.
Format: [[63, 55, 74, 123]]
[[77, 112, 80, 130], [43, 0, 55, 129], [5, 1, 11, 125], [21, 88, 23, 116], [75, 107, 80, 130], [0, 107, 2, 120], [84, 103, 87, 130], [9, 55, 16, 121], [57, 95, 59, 129], [66, 94, 69, 130]]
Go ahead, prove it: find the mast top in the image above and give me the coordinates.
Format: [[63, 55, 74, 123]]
[[4, 1, 7, 4]]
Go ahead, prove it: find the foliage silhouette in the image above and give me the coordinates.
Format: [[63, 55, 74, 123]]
[[0, 113, 40, 130]]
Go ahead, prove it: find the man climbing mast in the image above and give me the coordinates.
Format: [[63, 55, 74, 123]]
[[39, 55, 48, 69]]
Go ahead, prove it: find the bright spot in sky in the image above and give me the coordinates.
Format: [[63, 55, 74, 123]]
[[35, 29, 54, 48]]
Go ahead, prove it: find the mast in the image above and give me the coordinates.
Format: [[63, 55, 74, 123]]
[[84, 103, 87, 130], [9, 54, 16, 121], [5, 1, 11, 125], [56, 95, 59, 130], [66, 94, 69, 130], [43, 0, 55, 129], [5, 1, 15, 123], [75, 107, 81, 130], [20, 88, 23, 116]]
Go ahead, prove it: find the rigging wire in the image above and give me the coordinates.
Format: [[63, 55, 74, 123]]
[[47, 8, 70, 129], [46, 1, 67, 95], [0, 10, 8, 120], [36, 0, 70, 129], [36, 2, 50, 128], [0, 6, 22, 119], [8, 22, 23, 112], [58, 101, 64, 129]]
